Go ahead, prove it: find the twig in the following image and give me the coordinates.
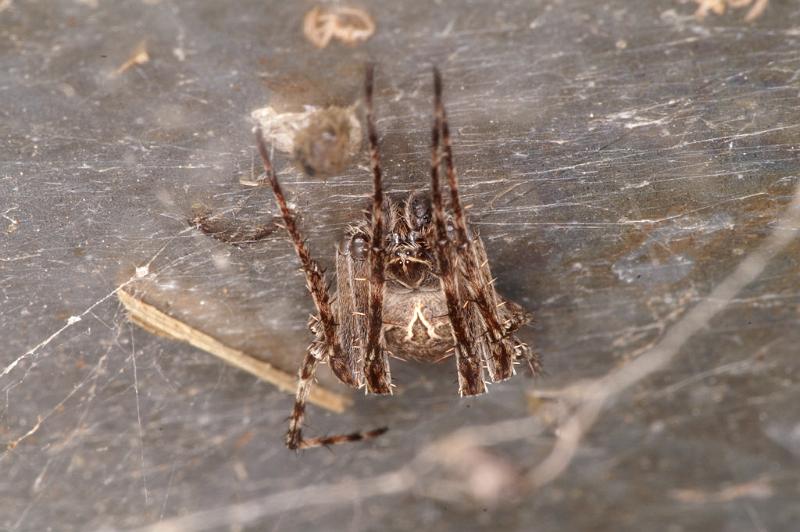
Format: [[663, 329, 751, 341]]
[[117, 289, 351, 413], [126, 470, 414, 532]]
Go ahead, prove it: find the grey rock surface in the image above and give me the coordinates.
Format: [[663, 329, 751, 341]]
[[2, 1, 799, 530]]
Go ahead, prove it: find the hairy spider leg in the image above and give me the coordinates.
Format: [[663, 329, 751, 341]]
[[434, 68, 517, 382], [255, 128, 386, 449], [471, 234, 541, 377], [255, 129, 356, 386], [362, 64, 393, 394], [290, 349, 387, 450], [430, 67, 486, 396]]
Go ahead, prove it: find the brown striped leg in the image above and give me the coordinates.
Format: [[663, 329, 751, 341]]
[[430, 67, 485, 396], [297, 427, 389, 450], [255, 129, 358, 387], [334, 228, 371, 382], [434, 67, 516, 383], [285, 349, 318, 449], [286, 348, 387, 450], [466, 234, 517, 381], [362, 64, 392, 394], [515, 339, 541, 377], [495, 295, 542, 377]]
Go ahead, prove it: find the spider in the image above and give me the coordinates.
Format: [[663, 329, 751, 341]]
[[255, 66, 540, 450]]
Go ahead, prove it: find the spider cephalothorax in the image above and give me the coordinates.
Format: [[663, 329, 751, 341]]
[[358, 192, 437, 287], [255, 66, 541, 450]]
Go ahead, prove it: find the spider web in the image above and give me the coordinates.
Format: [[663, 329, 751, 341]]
[[2, 1, 800, 531]]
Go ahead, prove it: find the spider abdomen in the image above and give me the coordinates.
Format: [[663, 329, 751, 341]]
[[381, 285, 453, 362]]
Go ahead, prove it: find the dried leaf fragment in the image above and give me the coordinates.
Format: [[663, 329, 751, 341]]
[[190, 205, 278, 246], [684, 0, 769, 22], [113, 39, 149, 76], [250, 104, 362, 176], [303, 6, 375, 49], [292, 106, 362, 177]]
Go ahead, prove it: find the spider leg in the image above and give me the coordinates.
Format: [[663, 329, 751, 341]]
[[285, 348, 319, 449], [362, 64, 392, 394], [335, 225, 371, 382], [255, 129, 358, 387], [434, 67, 519, 383], [256, 131, 388, 449], [471, 234, 538, 378], [496, 294, 542, 377], [430, 67, 485, 396], [286, 347, 386, 450]]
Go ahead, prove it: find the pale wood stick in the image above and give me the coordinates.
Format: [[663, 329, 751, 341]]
[[117, 289, 351, 413]]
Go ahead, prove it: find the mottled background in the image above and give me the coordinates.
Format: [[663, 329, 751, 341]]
[[2, 1, 800, 531]]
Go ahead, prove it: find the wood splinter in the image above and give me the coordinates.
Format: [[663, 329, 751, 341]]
[[116, 288, 351, 413]]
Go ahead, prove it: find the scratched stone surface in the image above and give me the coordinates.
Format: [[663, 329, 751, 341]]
[[2, 1, 800, 531]]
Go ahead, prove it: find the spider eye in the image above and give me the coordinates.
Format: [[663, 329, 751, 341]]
[[406, 193, 432, 230], [349, 234, 368, 259]]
